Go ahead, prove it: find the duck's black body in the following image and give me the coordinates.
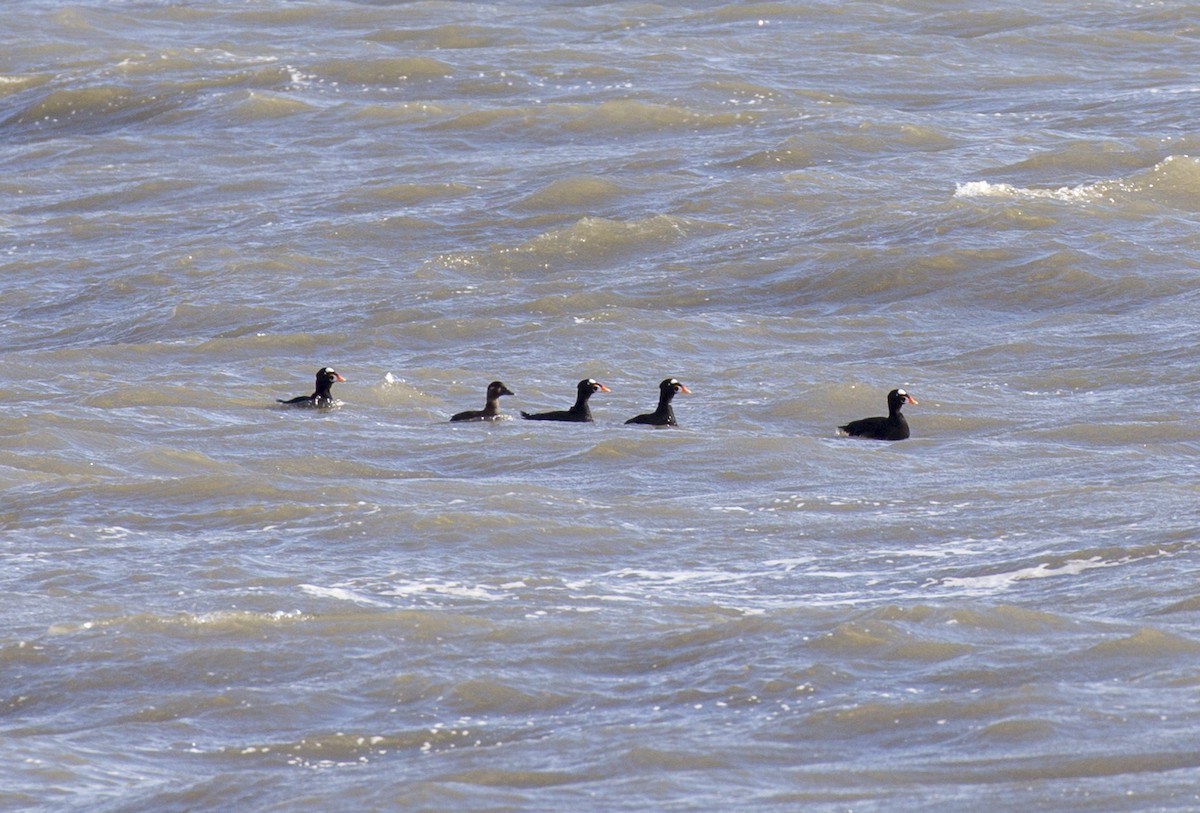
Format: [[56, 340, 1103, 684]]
[[521, 378, 609, 422], [839, 388, 917, 441], [277, 367, 345, 408], [625, 378, 690, 427], [450, 381, 514, 422]]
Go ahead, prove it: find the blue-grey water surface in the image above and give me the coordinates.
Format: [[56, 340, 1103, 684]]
[[3, 1, 1200, 810]]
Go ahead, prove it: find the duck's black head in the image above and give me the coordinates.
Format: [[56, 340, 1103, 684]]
[[578, 378, 611, 396], [659, 378, 690, 398], [887, 388, 916, 413], [317, 367, 346, 386]]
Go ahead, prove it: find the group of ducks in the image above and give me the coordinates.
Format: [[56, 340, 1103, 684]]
[[278, 367, 918, 440]]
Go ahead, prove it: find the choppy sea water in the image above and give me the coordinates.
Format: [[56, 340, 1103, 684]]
[[3, 1, 1200, 810]]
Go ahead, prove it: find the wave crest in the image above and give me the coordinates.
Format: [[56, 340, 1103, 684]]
[[956, 155, 1200, 211]]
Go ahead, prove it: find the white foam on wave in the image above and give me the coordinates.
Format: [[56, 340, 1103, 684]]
[[955, 156, 1200, 207], [96, 525, 137, 540], [47, 608, 308, 636], [607, 567, 758, 588], [954, 179, 1099, 203], [300, 584, 392, 607], [380, 578, 510, 603], [188, 609, 307, 625], [762, 557, 817, 571], [939, 555, 1116, 594], [285, 65, 316, 89]]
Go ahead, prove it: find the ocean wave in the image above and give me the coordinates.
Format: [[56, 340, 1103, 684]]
[[955, 155, 1200, 211], [730, 122, 959, 170], [427, 98, 754, 137], [225, 90, 316, 122], [312, 56, 454, 86], [344, 180, 475, 207], [513, 176, 629, 212], [0, 73, 47, 101], [936, 541, 1181, 597], [47, 608, 309, 636], [365, 23, 524, 51], [2, 85, 180, 137], [0, 58, 303, 139], [440, 214, 705, 273], [1083, 627, 1200, 659], [218, 723, 519, 770]]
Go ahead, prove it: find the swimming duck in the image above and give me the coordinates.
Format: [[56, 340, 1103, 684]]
[[520, 378, 609, 422], [839, 388, 917, 441], [450, 380, 514, 422], [625, 378, 690, 427], [277, 367, 345, 407]]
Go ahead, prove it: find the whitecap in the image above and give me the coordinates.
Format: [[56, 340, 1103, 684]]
[[953, 179, 1097, 203], [300, 584, 392, 607], [939, 556, 1116, 593]]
